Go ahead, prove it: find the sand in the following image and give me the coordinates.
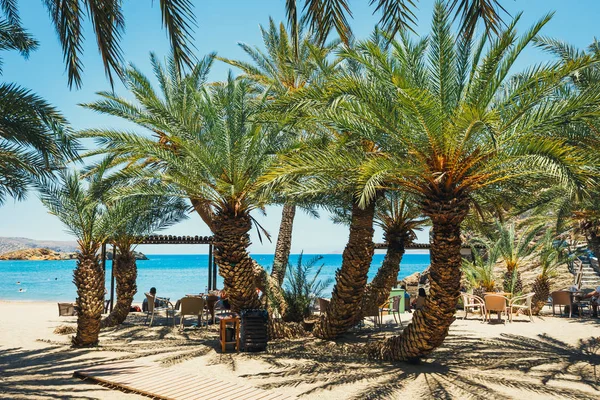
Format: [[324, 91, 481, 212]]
[[0, 300, 598, 400]]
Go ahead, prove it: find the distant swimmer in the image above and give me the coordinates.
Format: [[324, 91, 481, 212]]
[[55, 278, 57, 280], [16, 281, 20, 284], [18, 288, 26, 292]]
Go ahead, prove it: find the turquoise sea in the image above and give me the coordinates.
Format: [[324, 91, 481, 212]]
[[0, 253, 430, 304]]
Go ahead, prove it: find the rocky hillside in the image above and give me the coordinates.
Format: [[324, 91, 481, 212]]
[[0, 237, 77, 254], [0, 248, 76, 261]]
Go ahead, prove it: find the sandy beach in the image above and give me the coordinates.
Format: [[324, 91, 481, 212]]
[[0, 300, 599, 399]]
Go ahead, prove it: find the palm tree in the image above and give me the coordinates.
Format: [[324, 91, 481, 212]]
[[39, 171, 111, 347], [284, 0, 509, 46], [100, 193, 188, 328], [80, 57, 288, 312], [486, 222, 541, 294], [532, 38, 600, 259], [0, 19, 78, 204], [361, 193, 425, 316], [219, 19, 339, 286], [1, 0, 197, 88], [302, 3, 600, 360], [462, 243, 499, 295], [261, 134, 385, 339], [531, 229, 564, 315]]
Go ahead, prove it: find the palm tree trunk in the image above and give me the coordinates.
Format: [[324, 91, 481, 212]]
[[73, 249, 104, 347], [361, 230, 409, 318], [212, 209, 261, 312], [366, 196, 469, 361], [313, 200, 376, 339], [271, 203, 296, 285], [101, 248, 137, 328]]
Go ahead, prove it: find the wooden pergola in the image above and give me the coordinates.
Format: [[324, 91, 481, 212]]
[[101, 235, 216, 312]]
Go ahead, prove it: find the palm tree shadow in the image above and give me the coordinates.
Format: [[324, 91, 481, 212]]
[[239, 332, 600, 399]]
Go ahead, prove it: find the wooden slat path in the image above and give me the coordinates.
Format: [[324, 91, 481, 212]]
[[74, 360, 294, 400]]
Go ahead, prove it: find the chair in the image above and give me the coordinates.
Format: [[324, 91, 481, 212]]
[[484, 295, 509, 323], [318, 298, 330, 315], [178, 296, 206, 330], [205, 294, 220, 324], [551, 291, 573, 318], [145, 292, 175, 327], [461, 293, 486, 321], [58, 302, 76, 316], [362, 303, 381, 329], [380, 296, 403, 327], [573, 288, 594, 317], [509, 292, 535, 322]]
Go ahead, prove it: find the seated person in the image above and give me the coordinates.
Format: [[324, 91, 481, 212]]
[[412, 288, 427, 310], [583, 286, 600, 318], [142, 287, 169, 311]]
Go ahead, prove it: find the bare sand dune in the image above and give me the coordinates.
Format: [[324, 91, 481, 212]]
[[0, 301, 598, 399]]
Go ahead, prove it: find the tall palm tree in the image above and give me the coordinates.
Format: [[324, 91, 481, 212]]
[[284, 0, 509, 47], [0, 18, 78, 205], [1, 0, 197, 88], [261, 134, 384, 339], [39, 171, 112, 347], [80, 58, 288, 312], [361, 193, 425, 316], [301, 3, 599, 360], [100, 193, 188, 328], [219, 19, 339, 286]]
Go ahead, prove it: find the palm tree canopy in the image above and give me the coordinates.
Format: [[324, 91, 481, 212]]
[[0, 20, 78, 205], [283, 3, 600, 213], [219, 18, 340, 97], [38, 170, 110, 254], [80, 54, 288, 225], [285, 0, 509, 46], [1, 0, 196, 88]]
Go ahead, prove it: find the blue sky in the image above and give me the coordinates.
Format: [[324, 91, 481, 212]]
[[1, 1, 599, 254]]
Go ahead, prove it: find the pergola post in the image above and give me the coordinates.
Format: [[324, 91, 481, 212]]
[[208, 243, 213, 291], [212, 251, 217, 290], [101, 243, 107, 305], [110, 244, 116, 312]]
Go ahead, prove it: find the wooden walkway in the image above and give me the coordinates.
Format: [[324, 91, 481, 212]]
[[74, 360, 293, 400]]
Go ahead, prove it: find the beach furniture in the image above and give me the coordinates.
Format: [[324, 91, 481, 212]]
[[318, 298, 330, 315], [484, 295, 510, 323], [178, 296, 206, 330], [508, 292, 534, 322], [551, 290, 574, 317], [144, 292, 175, 327], [461, 293, 485, 321], [220, 315, 240, 353], [362, 301, 382, 329], [380, 296, 403, 326], [58, 302, 76, 316]]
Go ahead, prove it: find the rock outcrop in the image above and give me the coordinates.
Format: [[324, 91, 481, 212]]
[[0, 247, 149, 261]]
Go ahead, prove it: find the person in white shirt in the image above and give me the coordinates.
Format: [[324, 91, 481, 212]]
[[583, 286, 600, 317]]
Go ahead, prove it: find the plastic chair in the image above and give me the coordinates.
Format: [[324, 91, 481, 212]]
[[380, 296, 403, 327], [551, 291, 573, 318], [145, 292, 175, 326], [509, 292, 534, 322], [461, 293, 486, 321], [178, 296, 206, 330], [484, 295, 509, 323]]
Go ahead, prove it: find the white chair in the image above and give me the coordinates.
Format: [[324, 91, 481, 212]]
[[509, 292, 534, 322], [145, 292, 175, 327], [461, 293, 486, 322]]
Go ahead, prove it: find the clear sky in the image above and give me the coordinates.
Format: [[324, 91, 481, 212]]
[[1, 1, 599, 254]]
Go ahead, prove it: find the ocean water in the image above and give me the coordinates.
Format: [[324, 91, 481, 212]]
[[0, 253, 430, 304]]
